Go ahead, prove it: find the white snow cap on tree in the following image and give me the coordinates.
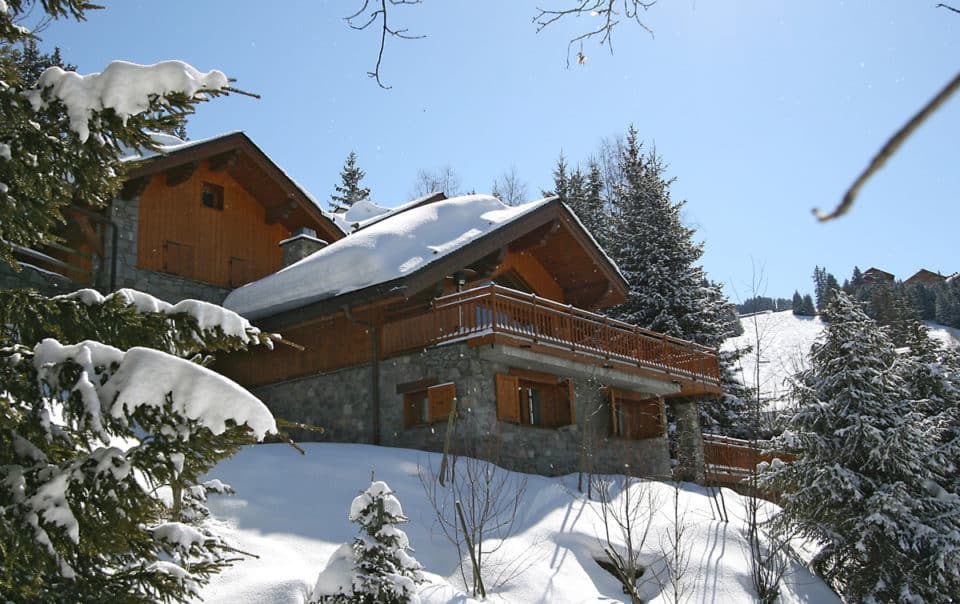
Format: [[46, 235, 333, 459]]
[[25, 60, 228, 142]]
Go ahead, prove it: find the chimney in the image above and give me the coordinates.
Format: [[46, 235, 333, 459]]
[[280, 227, 327, 267]]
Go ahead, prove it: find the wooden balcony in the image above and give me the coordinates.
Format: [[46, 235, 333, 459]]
[[702, 433, 794, 485], [381, 284, 721, 396]]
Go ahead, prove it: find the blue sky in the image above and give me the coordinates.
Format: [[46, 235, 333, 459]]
[[42, 1, 959, 301]]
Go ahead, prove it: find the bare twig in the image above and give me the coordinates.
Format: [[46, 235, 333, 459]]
[[533, 0, 656, 68], [815, 69, 960, 221], [346, 0, 424, 89], [936, 3, 960, 15]]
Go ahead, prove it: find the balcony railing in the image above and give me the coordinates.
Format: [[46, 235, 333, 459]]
[[381, 284, 720, 388], [702, 433, 794, 485]]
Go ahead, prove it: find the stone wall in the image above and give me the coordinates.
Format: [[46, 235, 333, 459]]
[[255, 342, 673, 478]]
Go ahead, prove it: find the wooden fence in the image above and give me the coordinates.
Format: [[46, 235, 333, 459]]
[[702, 433, 794, 486]]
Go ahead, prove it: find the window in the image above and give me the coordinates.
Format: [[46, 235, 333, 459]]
[[229, 257, 256, 288], [163, 240, 194, 278], [495, 370, 574, 428], [397, 379, 455, 428], [201, 182, 224, 210], [609, 389, 665, 440]]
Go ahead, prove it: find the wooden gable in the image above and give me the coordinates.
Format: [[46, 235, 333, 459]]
[[125, 133, 343, 290]]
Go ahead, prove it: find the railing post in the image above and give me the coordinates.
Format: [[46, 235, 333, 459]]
[[431, 298, 437, 344]]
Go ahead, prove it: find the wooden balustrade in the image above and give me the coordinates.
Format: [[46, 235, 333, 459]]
[[702, 433, 794, 485], [381, 284, 721, 387]]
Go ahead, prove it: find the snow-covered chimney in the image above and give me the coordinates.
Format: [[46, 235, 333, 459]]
[[280, 227, 327, 267]]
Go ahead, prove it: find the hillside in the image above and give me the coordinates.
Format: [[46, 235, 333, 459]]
[[723, 310, 960, 408], [196, 443, 838, 603]]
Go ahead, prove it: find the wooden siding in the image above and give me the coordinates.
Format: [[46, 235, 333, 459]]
[[491, 250, 564, 302], [136, 161, 289, 288], [217, 313, 373, 387]]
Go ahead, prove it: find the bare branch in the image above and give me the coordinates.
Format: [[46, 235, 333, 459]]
[[815, 69, 960, 221], [533, 0, 656, 68], [936, 3, 960, 15], [346, 0, 424, 89]]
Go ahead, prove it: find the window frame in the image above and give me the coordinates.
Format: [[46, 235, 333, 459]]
[[398, 379, 455, 429], [608, 388, 665, 440], [201, 182, 224, 210], [495, 369, 574, 428]]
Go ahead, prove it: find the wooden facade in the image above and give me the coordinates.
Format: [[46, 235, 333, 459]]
[[136, 161, 291, 288]]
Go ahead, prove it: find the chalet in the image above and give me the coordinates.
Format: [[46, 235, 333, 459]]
[[905, 269, 949, 287], [5, 132, 723, 481], [862, 267, 896, 285]]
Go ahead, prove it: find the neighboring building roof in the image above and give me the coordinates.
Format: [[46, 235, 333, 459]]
[[122, 131, 345, 243], [863, 267, 896, 283], [224, 195, 628, 324], [905, 269, 948, 286]]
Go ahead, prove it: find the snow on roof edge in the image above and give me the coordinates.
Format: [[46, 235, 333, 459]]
[[224, 195, 555, 320]]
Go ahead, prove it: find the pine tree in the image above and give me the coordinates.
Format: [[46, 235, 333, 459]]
[[312, 480, 424, 603], [607, 126, 726, 345], [765, 292, 960, 602], [791, 291, 803, 316], [801, 294, 816, 316], [0, 4, 276, 601], [330, 151, 371, 212]]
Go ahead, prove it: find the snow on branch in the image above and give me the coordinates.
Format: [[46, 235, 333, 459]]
[[24, 60, 229, 142], [33, 338, 277, 440]]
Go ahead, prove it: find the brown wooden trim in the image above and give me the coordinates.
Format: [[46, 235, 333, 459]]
[[396, 377, 439, 394], [468, 332, 721, 396], [208, 149, 240, 172], [121, 175, 151, 200], [508, 367, 561, 384], [166, 161, 198, 187]]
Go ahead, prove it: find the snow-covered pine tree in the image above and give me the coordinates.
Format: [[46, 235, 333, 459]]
[[312, 480, 424, 603], [606, 126, 727, 345], [605, 126, 746, 435], [765, 292, 960, 602], [330, 151, 371, 212], [801, 294, 816, 317], [0, 3, 278, 601]]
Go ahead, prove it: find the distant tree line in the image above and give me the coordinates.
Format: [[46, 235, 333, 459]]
[[736, 296, 792, 315], [800, 264, 960, 339]]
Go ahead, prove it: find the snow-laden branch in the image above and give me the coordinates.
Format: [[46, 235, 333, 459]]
[[24, 60, 229, 142], [33, 338, 277, 440]]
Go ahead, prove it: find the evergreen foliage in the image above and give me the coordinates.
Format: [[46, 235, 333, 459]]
[[0, 1, 225, 268], [313, 480, 424, 603], [551, 126, 748, 437], [765, 292, 960, 602], [330, 151, 371, 212], [736, 296, 792, 315], [0, 3, 274, 601]]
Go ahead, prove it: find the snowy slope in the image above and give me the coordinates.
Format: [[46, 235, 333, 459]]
[[723, 310, 960, 408], [197, 443, 839, 604]]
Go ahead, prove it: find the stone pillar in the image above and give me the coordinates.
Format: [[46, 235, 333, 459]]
[[280, 228, 328, 267], [669, 397, 704, 483]]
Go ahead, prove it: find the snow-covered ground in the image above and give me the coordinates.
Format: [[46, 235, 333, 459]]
[[197, 443, 839, 603], [723, 310, 960, 409]]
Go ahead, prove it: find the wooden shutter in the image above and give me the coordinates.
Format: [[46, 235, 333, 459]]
[[427, 383, 456, 422], [163, 240, 194, 278], [230, 257, 256, 287], [635, 397, 665, 439], [608, 388, 620, 436], [495, 374, 520, 423]]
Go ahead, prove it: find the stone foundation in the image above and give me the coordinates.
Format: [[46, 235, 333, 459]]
[[255, 342, 675, 478]]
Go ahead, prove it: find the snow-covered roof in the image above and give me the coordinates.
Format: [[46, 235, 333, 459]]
[[224, 195, 552, 320], [120, 130, 242, 162]]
